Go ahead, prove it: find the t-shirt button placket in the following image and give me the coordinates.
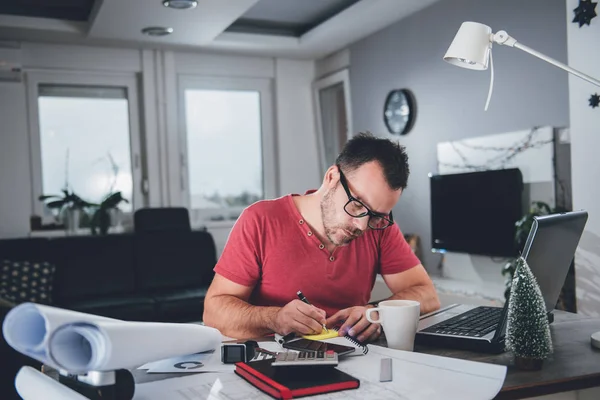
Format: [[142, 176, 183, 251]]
[[299, 219, 304, 224], [329, 256, 335, 262], [319, 244, 325, 250], [307, 231, 313, 236]]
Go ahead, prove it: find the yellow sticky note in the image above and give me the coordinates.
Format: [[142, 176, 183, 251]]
[[302, 329, 340, 340]]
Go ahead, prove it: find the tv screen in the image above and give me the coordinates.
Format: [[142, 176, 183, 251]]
[[430, 168, 523, 257]]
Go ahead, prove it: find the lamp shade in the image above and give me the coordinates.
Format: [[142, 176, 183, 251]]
[[444, 22, 492, 70]]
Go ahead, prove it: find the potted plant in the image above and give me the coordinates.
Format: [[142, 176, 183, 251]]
[[90, 192, 129, 235], [502, 201, 567, 300], [39, 189, 93, 233]]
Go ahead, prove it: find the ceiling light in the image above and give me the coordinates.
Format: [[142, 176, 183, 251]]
[[162, 0, 198, 10], [141, 26, 174, 37]]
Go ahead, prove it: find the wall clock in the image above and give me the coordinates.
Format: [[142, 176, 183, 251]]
[[383, 89, 416, 135]]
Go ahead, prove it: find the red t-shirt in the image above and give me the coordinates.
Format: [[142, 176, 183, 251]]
[[214, 194, 420, 317]]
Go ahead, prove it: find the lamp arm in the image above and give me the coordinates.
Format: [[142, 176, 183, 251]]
[[492, 30, 600, 87]]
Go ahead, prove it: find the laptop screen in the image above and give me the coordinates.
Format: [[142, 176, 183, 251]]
[[521, 211, 588, 311]]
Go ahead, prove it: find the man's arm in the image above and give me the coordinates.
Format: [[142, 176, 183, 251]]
[[381, 264, 440, 314], [203, 274, 326, 339], [203, 274, 278, 338]]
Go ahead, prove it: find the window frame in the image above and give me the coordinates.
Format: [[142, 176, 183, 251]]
[[177, 75, 277, 221], [26, 71, 144, 221], [313, 68, 353, 177]]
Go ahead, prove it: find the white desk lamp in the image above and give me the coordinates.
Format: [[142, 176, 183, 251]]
[[444, 21, 600, 110]]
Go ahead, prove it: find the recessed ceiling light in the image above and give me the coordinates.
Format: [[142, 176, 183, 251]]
[[162, 0, 198, 10], [141, 26, 174, 37]]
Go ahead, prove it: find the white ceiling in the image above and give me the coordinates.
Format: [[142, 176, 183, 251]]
[[0, 0, 442, 59]]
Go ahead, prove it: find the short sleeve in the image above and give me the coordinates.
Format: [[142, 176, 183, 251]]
[[378, 223, 421, 275], [213, 207, 262, 287]]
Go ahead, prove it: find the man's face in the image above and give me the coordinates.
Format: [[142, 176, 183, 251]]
[[320, 161, 401, 246]]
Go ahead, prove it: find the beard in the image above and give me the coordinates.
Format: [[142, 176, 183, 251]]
[[320, 188, 363, 246]]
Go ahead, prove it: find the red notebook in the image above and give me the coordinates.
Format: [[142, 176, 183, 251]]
[[235, 358, 360, 399]]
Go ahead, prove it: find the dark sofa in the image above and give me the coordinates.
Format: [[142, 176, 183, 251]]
[[0, 229, 216, 322]]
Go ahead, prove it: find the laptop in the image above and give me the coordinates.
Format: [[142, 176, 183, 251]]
[[415, 210, 588, 353]]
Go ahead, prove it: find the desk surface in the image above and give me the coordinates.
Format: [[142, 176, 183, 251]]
[[413, 311, 600, 399], [134, 311, 600, 399]]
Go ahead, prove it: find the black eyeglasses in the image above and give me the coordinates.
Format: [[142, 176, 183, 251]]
[[337, 166, 394, 230]]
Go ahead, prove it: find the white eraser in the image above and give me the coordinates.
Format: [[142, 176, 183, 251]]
[[591, 331, 600, 349]]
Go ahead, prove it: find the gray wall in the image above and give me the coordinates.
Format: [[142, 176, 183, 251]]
[[349, 0, 569, 271]]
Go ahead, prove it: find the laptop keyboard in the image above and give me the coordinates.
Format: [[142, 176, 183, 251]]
[[422, 306, 502, 337]]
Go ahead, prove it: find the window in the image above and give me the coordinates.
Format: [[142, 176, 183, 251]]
[[179, 77, 276, 222], [28, 73, 143, 219], [38, 85, 133, 211]]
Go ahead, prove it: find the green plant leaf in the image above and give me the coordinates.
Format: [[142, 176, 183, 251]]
[[38, 194, 62, 201], [46, 200, 66, 209]]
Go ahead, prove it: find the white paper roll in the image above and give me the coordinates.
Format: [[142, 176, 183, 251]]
[[15, 366, 89, 400], [3, 303, 223, 374], [47, 320, 222, 373], [2, 303, 117, 368]]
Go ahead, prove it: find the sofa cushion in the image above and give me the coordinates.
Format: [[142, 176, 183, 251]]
[[1, 260, 55, 305], [50, 235, 136, 303], [134, 231, 216, 292], [0, 238, 48, 263], [66, 295, 156, 322], [152, 287, 208, 322]]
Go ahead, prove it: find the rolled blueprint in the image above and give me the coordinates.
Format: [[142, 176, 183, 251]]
[[3, 303, 223, 374], [15, 366, 89, 400], [3, 303, 117, 368], [47, 320, 222, 373]]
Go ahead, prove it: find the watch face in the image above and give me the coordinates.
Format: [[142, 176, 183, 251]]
[[384, 89, 415, 135], [221, 344, 246, 363]]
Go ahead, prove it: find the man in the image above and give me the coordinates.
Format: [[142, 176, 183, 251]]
[[203, 132, 439, 343]]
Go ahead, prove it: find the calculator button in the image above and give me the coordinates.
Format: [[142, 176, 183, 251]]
[[326, 351, 335, 359], [276, 353, 287, 362], [317, 351, 324, 358], [306, 352, 315, 359]]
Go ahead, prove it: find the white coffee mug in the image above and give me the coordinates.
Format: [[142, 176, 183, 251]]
[[366, 300, 420, 351]]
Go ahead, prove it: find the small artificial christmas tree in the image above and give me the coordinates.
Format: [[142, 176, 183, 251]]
[[505, 257, 553, 370]]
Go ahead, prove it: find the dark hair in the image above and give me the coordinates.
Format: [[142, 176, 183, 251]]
[[335, 132, 410, 190]]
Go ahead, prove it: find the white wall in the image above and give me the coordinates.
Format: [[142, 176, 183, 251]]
[[0, 42, 320, 251], [349, 0, 570, 272], [566, 0, 600, 317], [315, 48, 350, 80], [275, 59, 321, 195]]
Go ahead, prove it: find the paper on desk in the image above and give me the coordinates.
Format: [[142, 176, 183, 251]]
[[134, 341, 506, 400], [336, 345, 507, 400], [138, 350, 234, 373], [15, 366, 88, 400], [3, 302, 223, 374]]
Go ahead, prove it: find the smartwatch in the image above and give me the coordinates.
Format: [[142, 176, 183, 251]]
[[221, 340, 258, 364]]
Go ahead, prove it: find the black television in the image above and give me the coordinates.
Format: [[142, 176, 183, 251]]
[[430, 168, 524, 257]]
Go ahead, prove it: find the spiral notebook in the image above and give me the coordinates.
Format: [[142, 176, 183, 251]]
[[280, 329, 369, 355]]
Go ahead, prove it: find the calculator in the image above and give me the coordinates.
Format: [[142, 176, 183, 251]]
[[271, 350, 339, 367]]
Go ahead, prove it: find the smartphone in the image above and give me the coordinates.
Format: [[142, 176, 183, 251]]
[[282, 338, 356, 357]]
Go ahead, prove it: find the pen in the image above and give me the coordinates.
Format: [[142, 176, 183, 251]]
[[297, 291, 328, 333]]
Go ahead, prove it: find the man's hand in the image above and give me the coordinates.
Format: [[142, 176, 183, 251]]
[[326, 306, 381, 343], [273, 299, 327, 336]]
